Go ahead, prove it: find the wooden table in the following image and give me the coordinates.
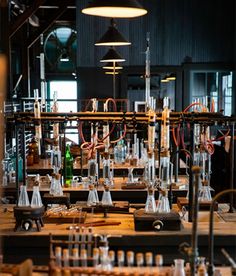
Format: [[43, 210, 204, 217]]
[[1, 204, 235, 267]]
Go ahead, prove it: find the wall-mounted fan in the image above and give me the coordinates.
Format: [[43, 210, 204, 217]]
[[44, 26, 77, 72]]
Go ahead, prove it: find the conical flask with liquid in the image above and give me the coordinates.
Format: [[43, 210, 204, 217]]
[[156, 189, 170, 213], [18, 185, 30, 207], [31, 183, 43, 207], [144, 187, 157, 213], [101, 185, 113, 206]]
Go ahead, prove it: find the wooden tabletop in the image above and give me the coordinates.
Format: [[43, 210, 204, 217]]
[[0, 204, 235, 237]]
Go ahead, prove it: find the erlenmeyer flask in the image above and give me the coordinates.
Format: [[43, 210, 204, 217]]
[[101, 185, 113, 206], [31, 184, 43, 207], [18, 185, 30, 206], [53, 173, 63, 196], [156, 189, 170, 213], [144, 187, 157, 213], [49, 173, 55, 195], [198, 180, 212, 201], [87, 184, 97, 206], [173, 259, 186, 276]]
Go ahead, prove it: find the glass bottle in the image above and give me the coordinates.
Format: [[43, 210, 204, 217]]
[[31, 182, 43, 207], [101, 185, 113, 206], [173, 259, 186, 276], [64, 144, 73, 187], [144, 187, 157, 213], [18, 185, 30, 207], [156, 189, 170, 213], [31, 137, 40, 164]]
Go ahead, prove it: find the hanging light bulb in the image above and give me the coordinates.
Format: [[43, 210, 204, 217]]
[[95, 19, 131, 46], [82, 0, 147, 18]]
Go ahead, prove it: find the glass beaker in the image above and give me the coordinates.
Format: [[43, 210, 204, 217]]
[[18, 185, 30, 207]]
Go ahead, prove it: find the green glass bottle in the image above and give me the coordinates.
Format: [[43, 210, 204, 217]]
[[64, 144, 73, 187]]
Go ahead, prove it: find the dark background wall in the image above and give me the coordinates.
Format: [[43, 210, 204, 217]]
[[76, 0, 235, 100], [77, 0, 235, 67]]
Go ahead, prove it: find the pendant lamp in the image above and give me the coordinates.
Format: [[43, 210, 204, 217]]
[[82, 0, 147, 18], [100, 47, 125, 62], [95, 19, 131, 46], [102, 62, 123, 70]]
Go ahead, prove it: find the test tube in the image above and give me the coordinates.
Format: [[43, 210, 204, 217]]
[[136, 253, 144, 267], [93, 248, 100, 267], [55, 246, 62, 267], [87, 227, 93, 257], [117, 250, 125, 267], [72, 248, 79, 267], [80, 249, 88, 267], [63, 248, 69, 267], [108, 250, 115, 267], [145, 252, 153, 267], [80, 227, 86, 251], [155, 254, 163, 267], [127, 251, 134, 267]]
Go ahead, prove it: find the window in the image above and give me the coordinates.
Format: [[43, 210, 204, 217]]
[[222, 72, 232, 116], [49, 80, 78, 143]]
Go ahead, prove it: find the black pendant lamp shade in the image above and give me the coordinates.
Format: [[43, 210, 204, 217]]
[[100, 48, 125, 62], [95, 19, 131, 46], [82, 0, 147, 18]]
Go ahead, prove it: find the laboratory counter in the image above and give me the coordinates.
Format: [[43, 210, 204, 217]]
[[1, 204, 235, 267]]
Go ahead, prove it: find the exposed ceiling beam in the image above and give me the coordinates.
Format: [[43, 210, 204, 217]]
[[39, 0, 75, 8], [10, 0, 46, 38], [27, 2, 69, 49]]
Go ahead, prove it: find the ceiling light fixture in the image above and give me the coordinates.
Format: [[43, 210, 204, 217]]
[[95, 19, 131, 46], [82, 0, 147, 18], [105, 71, 119, 75], [166, 73, 176, 81], [100, 47, 125, 62], [102, 62, 123, 70]]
